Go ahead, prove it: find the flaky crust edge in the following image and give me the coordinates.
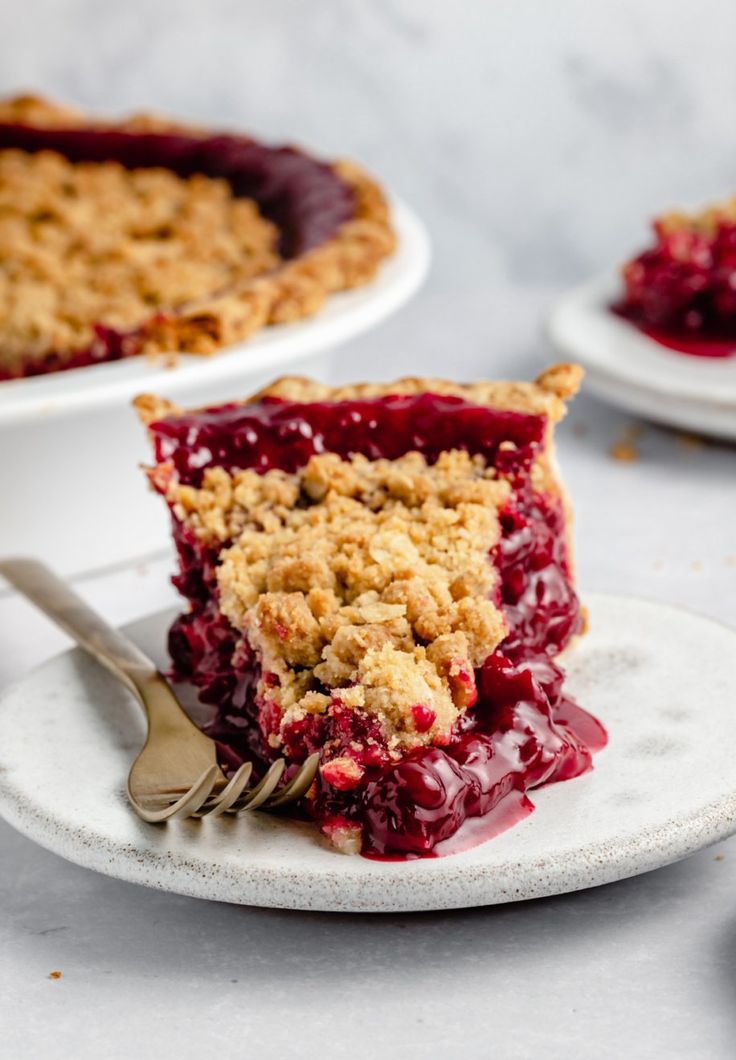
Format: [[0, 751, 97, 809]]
[[134, 363, 583, 429], [0, 94, 396, 358]]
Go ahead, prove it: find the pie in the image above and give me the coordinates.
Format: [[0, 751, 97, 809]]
[[136, 364, 607, 857], [616, 195, 736, 356], [0, 94, 395, 381]]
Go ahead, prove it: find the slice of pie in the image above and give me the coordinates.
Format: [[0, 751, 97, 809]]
[[0, 94, 395, 380], [616, 194, 736, 356], [136, 364, 606, 857]]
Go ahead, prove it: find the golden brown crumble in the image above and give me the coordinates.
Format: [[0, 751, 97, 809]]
[[0, 94, 396, 373], [657, 197, 736, 239], [168, 450, 510, 752], [0, 149, 279, 368], [609, 424, 643, 463], [609, 441, 638, 462], [321, 818, 362, 855]]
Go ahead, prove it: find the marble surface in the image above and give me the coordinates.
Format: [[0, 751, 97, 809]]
[[2, 1, 736, 1055]]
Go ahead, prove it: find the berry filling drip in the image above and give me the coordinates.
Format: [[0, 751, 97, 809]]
[[153, 390, 606, 858], [615, 210, 736, 357]]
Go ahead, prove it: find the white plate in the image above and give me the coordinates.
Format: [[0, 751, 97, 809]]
[[547, 273, 736, 439], [0, 197, 430, 574], [1, 592, 735, 913]]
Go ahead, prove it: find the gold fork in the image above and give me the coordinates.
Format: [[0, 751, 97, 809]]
[[0, 558, 319, 822]]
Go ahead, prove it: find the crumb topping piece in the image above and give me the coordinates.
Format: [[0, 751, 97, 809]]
[[656, 197, 736, 239], [168, 449, 510, 752], [0, 149, 279, 365]]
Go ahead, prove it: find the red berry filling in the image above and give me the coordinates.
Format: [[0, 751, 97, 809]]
[[615, 214, 736, 357], [411, 705, 437, 733]]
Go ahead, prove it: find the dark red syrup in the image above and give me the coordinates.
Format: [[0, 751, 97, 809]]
[[0, 121, 354, 379], [613, 305, 736, 358], [152, 392, 608, 858], [363, 790, 534, 861], [151, 392, 547, 485], [615, 217, 736, 358], [0, 324, 139, 382]]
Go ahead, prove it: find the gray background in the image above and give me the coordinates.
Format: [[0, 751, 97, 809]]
[[4, 0, 736, 289], [1, 3, 736, 1057]]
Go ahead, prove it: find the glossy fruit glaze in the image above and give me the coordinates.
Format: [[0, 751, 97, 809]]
[[152, 392, 607, 857], [0, 120, 354, 380], [151, 392, 547, 484], [616, 218, 736, 357], [612, 310, 736, 359], [0, 325, 138, 382]]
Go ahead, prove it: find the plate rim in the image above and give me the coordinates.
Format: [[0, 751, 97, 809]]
[[547, 271, 736, 406], [2, 591, 736, 913]]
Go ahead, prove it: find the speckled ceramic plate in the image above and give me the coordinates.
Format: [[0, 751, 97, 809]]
[[547, 273, 736, 440], [1, 593, 735, 913]]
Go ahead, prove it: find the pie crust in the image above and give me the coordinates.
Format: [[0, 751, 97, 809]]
[[0, 94, 395, 378]]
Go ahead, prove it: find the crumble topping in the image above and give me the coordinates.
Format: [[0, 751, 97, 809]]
[[656, 197, 736, 239], [0, 94, 397, 376], [0, 149, 279, 365], [609, 424, 643, 463], [168, 449, 511, 752]]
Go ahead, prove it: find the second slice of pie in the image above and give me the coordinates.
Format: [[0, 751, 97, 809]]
[[136, 364, 606, 857]]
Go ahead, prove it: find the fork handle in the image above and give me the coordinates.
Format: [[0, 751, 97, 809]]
[[0, 557, 157, 695]]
